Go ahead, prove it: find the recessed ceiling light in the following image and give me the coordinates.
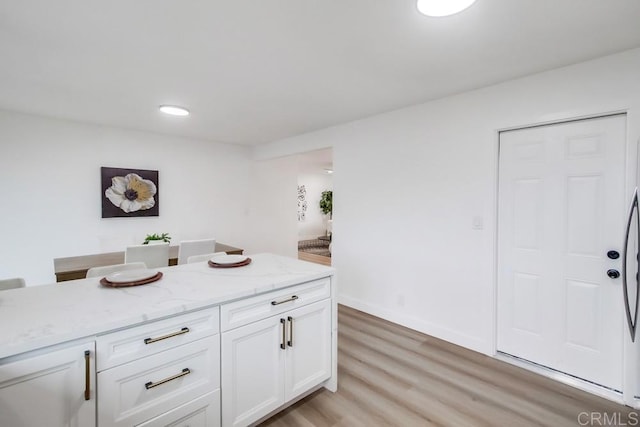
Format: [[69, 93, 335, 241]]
[[325, 169, 334, 174], [416, 0, 476, 17], [159, 105, 190, 116]]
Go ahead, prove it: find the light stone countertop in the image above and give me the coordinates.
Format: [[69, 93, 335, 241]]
[[0, 253, 334, 360]]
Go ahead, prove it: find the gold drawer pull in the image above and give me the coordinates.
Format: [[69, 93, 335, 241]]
[[144, 327, 190, 344], [84, 350, 91, 401], [271, 295, 298, 306], [280, 318, 286, 349], [145, 368, 191, 390]]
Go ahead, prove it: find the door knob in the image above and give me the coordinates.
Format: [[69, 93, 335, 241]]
[[607, 250, 620, 260], [607, 269, 620, 279]]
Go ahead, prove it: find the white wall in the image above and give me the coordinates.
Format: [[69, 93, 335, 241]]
[[246, 156, 299, 258], [0, 111, 254, 285], [297, 172, 332, 240], [255, 48, 640, 354]]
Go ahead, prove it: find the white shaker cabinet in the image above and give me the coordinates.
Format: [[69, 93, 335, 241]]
[[284, 300, 332, 401], [136, 390, 221, 427], [221, 284, 332, 427], [221, 315, 286, 427], [0, 340, 96, 427], [97, 307, 221, 427]]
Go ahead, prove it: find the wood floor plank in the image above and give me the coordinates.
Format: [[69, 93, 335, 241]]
[[337, 321, 581, 424], [340, 323, 559, 426], [260, 305, 637, 427]]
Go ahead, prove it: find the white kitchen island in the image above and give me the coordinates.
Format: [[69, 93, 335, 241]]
[[0, 253, 337, 427]]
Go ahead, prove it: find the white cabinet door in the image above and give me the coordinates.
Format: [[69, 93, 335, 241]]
[[0, 341, 96, 427], [221, 316, 285, 427], [285, 299, 331, 401]]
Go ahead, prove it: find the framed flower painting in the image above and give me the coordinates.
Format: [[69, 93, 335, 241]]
[[101, 167, 159, 218]]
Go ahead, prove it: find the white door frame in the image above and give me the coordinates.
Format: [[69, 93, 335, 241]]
[[490, 109, 640, 406]]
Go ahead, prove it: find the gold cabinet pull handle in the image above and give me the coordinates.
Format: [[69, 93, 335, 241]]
[[84, 350, 90, 401], [271, 295, 298, 306], [144, 327, 190, 344], [145, 368, 191, 390], [287, 316, 293, 347], [280, 318, 286, 349]]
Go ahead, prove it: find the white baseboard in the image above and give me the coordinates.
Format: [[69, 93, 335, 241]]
[[338, 293, 490, 355]]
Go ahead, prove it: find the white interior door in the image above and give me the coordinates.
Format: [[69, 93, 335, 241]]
[[497, 114, 626, 391]]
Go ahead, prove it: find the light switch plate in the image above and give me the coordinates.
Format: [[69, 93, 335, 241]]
[[472, 216, 484, 230]]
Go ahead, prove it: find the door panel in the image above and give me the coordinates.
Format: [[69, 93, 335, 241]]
[[566, 175, 602, 256], [0, 341, 96, 427], [565, 279, 599, 349], [512, 272, 541, 334], [513, 178, 543, 249], [221, 317, 285, 427], [285, 300, 331, 401], [498, 115, 626, 391]]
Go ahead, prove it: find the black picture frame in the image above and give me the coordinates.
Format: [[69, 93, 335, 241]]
[[101, 167, 159, 218]]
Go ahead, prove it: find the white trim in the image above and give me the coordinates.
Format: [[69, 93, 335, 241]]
[[623, 108, 640, 407], [495, 109, 629, 133], [338, 294, 490, 355], [490, 128, 501, 358]]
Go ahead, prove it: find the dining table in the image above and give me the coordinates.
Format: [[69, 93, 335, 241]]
[[53, 242, 244, 282]]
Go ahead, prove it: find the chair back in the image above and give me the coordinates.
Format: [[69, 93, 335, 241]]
[[178, 239, 216, 265], [125, 243, 170, 269], [0, 277, 26, 291], [86, 262, 147, 278], [186, 252, 226, 264]]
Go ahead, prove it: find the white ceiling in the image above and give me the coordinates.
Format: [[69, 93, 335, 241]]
[[1, 1, 640, 145]]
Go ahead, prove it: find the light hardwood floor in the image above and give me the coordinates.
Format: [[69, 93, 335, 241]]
[[298, 251, 332, 266], [261, 305, 637, 427]]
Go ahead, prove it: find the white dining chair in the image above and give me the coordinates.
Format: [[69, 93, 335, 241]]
[[186, 252, 227, 264], [86, 262, 147, 278], [125, 243, 170, 269], [0, 277, 26, 290], [178, 239, 216, 265]]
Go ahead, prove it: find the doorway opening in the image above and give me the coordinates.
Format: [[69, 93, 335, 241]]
[[296, 148, 333, 266]]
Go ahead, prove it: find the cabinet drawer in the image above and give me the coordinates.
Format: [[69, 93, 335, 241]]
[[97, 307, 219, 371], [98, 336, 219, 427], [220, 277, 330, 331], [136, 390, 220, 427]]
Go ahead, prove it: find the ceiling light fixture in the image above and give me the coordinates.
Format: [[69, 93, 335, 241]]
[[325, 169, 334, 174], [159, 105, 190, 116], [416, 0, 476, 17]]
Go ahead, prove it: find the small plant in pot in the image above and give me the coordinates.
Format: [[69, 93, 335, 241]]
[[143, 233, 171, 245]]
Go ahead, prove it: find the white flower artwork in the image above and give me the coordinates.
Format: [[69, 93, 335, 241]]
[[105, 173, 157, 213], [101, 167, 159, 218]]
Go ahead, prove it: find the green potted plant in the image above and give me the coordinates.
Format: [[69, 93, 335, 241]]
[[143, 233, 171, 245], [319, 190, 332, 218], [319, 190, 333, 239]]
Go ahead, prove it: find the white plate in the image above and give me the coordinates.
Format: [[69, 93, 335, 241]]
[[210, 254, 248, 265], [106, 269, 159, 283]]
